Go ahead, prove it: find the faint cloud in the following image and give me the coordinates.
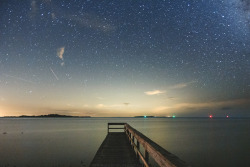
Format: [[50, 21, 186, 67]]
[[51, 13, 56, 20], [54, 109, 71, 113], [124, 103, 130, 106], [83, 104, 89, 107], [154, 106, 169, 112], [144, 90, 165, 96], [62, 13, 116, 32], [57, 47, 65, 60], [43, 0, 52, 3], [154, 98, 250, 112], [237, 0, 250, 11], [30, 1, 38, 18], [97, 103, 132, 109], [170, 83, 188, 89], [97, 104, 105, 108], [96, 97, 104, 100], [30, 1, 116, 32], [0, 97, 5, 102], [168, 97, 176, 100], [66, 103, 73, 107], [57, 47, 65, 66], [170, 81, 196, 89], [69, 111, 80, 114], [220, 107, 232, 110]]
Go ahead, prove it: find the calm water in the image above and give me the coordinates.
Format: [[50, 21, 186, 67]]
[[0, 118, 249, 167]]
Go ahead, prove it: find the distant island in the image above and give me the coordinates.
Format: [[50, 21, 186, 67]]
[[3, 114, 91, 118], [134, 116, 155, 118]]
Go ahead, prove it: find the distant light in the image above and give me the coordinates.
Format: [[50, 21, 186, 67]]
[[144, 115, 147, 118], [209, 115, 213, 118], [172, 115, 176, 118], [226, 115, 229, 118]]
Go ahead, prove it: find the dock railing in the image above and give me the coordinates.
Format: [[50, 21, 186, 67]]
[[107, 123, 126, 133], [108, 123, 190, 167]]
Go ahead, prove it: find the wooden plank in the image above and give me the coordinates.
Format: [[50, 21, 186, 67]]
[[108, 123, 126, 125], [90, 132, 140, 167], [125, 124, 191, 167]]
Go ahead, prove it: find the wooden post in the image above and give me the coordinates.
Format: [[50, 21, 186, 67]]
[[136, 140, 140, 160], [130, 133, 132, 144], [145, 150, 149, 166], [107, 123, 109, 133], [132, 135, 135, 149]]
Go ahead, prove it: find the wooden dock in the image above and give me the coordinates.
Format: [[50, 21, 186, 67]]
[[90, 123, 191, 167]]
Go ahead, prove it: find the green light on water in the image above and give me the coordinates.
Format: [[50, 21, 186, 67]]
[[172, 115, 176, 118], [144, 115, 147, 118]]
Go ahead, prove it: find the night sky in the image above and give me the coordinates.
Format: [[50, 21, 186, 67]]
[[0, 0, 249, 117]]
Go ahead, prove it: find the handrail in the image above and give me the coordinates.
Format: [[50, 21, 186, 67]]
[[107, 123, 126, 133], [125, 123, 191, 167], [106, 123, 190, 167], [126, 129, 150, 167], [108, 123, 126, 125]]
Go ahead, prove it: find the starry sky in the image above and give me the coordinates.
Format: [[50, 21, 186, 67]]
[[0, 0, 250, 117]]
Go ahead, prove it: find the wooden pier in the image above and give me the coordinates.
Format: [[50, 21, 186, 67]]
[[90, 123, 190, 167]]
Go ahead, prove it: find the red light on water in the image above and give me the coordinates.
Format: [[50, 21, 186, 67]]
[[226, 115, 229, 118], [209, 115, 213, 118]]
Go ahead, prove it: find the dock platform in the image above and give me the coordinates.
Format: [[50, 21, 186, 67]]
[[90, 123, 190, 167]]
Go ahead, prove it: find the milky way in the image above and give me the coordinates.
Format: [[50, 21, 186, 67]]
[[0, 0, 249, 117]]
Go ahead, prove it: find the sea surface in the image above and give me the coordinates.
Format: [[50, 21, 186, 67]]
[[0, 117, 249, 167]]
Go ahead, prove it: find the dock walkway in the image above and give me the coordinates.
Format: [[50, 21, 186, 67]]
[[90, 123, 190, 167], [90, 132, 140, 167]]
